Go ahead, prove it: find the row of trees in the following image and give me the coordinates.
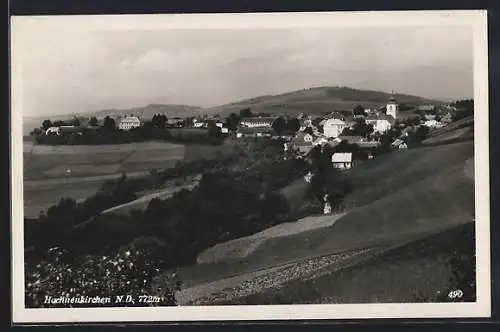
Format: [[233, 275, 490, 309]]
[[25, 139, 310, 307], [33, 122, 225, 146]]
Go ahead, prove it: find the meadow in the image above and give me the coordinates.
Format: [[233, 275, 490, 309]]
[[176, 140, 475, 292], [23, 140, 236, 218]]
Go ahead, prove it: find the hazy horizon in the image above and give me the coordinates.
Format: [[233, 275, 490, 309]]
[[17, 25, 473, 117]]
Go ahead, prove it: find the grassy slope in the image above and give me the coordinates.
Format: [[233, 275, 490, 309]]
[[222, 222, 474, 304], [177, 140, 474, 288], [204, 86, 442, 117], [422, 116, 474, 145]]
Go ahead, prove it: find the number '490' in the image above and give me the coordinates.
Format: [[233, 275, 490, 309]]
[[448, 290, 463, 299]]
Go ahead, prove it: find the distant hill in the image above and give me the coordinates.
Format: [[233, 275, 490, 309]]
[[22, 86, 445, 135], [203, 86, 444, 117]]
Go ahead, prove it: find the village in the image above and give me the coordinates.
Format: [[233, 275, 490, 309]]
[[36, 95, 459, 173]]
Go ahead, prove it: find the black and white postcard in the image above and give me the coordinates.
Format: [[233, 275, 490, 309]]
[[10, 10, 491, 323]]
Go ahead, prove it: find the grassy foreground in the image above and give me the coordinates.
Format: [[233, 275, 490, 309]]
[[215, 221, 475, 305]]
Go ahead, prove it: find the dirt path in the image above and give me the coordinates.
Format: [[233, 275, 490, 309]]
[[196, 213, 346, 265], [24, 171, 150, 188], [101, 180, 199, 215], [176, 246, 381, 305]]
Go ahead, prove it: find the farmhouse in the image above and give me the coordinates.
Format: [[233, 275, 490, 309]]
[[45, 125, 82, 136], [118, 116, 141, 130], [424, 119, 444, 129], [417, 105, 436, 113], [236, 127, 274, 138], [239, 117, 275, 128], [331, 152, 353, 170], [193, 119, 206, 128], [366, 114, 395, 133], [291, 132, 314, 154], [323, 118, 348, 138]]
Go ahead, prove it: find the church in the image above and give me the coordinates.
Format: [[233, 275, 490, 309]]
[[364, 94, 399, 134]]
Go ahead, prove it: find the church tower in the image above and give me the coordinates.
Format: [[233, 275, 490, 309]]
[[386, 91, 399, 119]]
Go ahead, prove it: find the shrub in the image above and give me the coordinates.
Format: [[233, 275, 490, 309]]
[[25, 242, 180, 308]]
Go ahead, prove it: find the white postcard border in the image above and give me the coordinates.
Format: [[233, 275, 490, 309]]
[[11, 10, 491, 323]]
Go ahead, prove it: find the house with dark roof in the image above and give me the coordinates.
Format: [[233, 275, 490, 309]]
[[291, 132, 314, 154], [236, 126, 275, 138]]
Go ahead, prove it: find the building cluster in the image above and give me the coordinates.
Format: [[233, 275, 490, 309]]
[[41, 95, 455, 166]]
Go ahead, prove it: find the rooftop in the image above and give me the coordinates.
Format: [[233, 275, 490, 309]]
[[332, 152, 353, 163]]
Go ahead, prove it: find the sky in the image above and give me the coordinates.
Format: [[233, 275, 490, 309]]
[[17, 25, 473, 117]]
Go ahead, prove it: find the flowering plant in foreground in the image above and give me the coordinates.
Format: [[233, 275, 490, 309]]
[[25, 246, 180, 308]]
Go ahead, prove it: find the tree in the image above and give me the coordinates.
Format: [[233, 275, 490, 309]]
[[30, 128, 43, 137], [208, 122, 222, 137], [41, 120, 53, 130], [287, 118, 300, 133], [225, 113, 240, 132], [452, 99, 474, 121], [71, 116, 81, 127], [353, 105, 367, 117], [239, 108, 252, 118], [260, 193, 289, 222], [103, 116, 116, 130], [303, 126, 314, 135], [89, 117, 99, 127], [271, 116, 286, 135], [53, 120, 66, 127], [152, 114, 167, 129]]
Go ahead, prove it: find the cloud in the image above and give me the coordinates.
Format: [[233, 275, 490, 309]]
[[17, 26, 473, 117]]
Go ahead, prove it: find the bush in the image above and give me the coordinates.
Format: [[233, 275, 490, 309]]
[[25, 242, 180, 308]]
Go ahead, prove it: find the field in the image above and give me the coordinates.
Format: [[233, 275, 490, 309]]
[[23, 140, 236, 218], [175, 139, 475, 303]]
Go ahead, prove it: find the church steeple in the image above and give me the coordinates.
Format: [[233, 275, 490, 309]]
[[386, 90, 399, 119], [388, 90, 396, 103]]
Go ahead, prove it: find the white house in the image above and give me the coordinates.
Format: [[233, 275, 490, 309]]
[[221, 127, 229, 134], [323, 118, 348, 138], [45, 125, 81, 136], [366, 114, 395, 133], [45, 126, 61, 135], [424, 119, 443, 129], [391, 138, 408, 149], [331, 152, 353, 170], [118, 116, 141, 130]]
